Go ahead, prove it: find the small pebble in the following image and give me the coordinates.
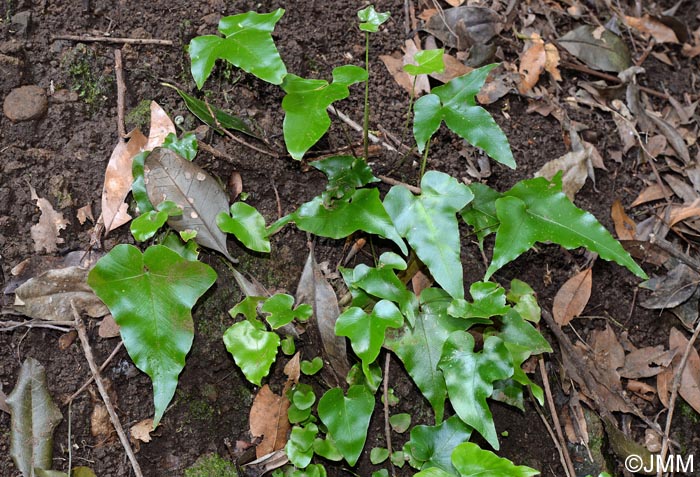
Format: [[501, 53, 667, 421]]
[[3, 85, 48, 122]]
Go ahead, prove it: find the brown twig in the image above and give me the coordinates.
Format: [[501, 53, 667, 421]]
[[658, 319, 700, 476], [114, 49, 126, 140], [204, 100, 279, 158], [560, 61, 670, 100], [383, 354, 396, 477], [0, 319, 74, 332], [327, 106, 397, 152], [377, 175, 421, 194], [198, 140, 240, 165], [66, 340, 124, 404], [72, 304, 143, 477], [51, 34, 174, 46], [538, 358, 576, 477], [272, 182, 282, 220]]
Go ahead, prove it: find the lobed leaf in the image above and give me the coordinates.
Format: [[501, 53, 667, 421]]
[[451, 443, 540, 476], [384, 171, 473, 299], [162, 132, 198, 161], [413, 65, 515, 168], [223, 320, 280, 385], [217, 202, 271, 253], [87, 244, 217, 426], [262, 293, 312, 329], [189, 9, 287, 88], [311, 155, 378, 201], [357, 5, 391, 32], [460, 182, 501, 249], [447, 281, 510, 319], [404, 49, 445, 76], [406, 416, 472, 474]]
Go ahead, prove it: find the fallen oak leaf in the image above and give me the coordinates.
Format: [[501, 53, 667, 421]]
[[29, 184, 69, 253], [552, 268, 592, 325]]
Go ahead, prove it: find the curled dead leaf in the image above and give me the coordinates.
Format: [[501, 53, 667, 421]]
[[131, 418, 156, 443], [518, 32, 546, 94], [611, 200, 636, 240], [552, 268, 592, 325], [29, 184, 69, 254]]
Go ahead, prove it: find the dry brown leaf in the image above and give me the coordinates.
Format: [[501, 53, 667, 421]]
[[625, 15, 679, 44], [76, 204, 94, 225], [228, 171, 243, 202], [283, 352, 300, 389], [590, 325, 625, 395], [58, 330, 77, 350], [657, 365, 673, 408], [144, 101, 177, 151], [130, 418, 155, 443], [98, 314, 121, 339], [611, 200, 636, 240], [445, 0, 464, 6], [29, 184, 69, 253], [552, 268, 592, 325], [664, 174, 697, 203], [249, 385, 291, 459], [411, 269, 433, 298], [429, 54, 472, 84], [100, 129, 148, 234], [669, 198, 700, 227], [626, 380, 656, 401], [631, 184, 666, 207], [518, 33, 546, 94], [669, 327, 700, 414], [619, 345, 675, 379], [91, 403, 114, 444], [544, 43, 562, 81], [380, 40, 432, 96]]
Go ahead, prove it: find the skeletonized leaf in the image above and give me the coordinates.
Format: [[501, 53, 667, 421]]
[[552, 268, 592, 325], [101, 129, 148, 234], [145, 148, 234, 261], [639, 263, 698, 309], [29, 185, 69, 253], [559, 25, 631, 73], [88, 244, 217, 426], [13, 266, 108, 321], [296, 247, 350, 378], [7, 358, 63, 477], [250, 385, 291, 458]]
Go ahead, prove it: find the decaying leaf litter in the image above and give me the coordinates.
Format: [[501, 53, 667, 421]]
[[1, 0, 700, 476]]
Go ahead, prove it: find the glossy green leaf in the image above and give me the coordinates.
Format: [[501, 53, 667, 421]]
[[162, 132, 198, 161], [372, 470, 390, 477], [217, 202, 271, 253], [301, 357, 323, 375], [371, 447, 390, 464], [7, 358, 63, 477], [281, 335, 296, 355], [358, 5, 390, 32], [414, 469, 455, 477], [229, 295, 265, 321], [389, 413, 411, 433], [291, 383, 316, 411], [485, 174, 646, 279], [132, 151, 154, 213], [384, 171, 473, 299], [131, 201, 182, 242], [223, 320, 279, 385], [165, 84, 254, 136], [406, 416, 472, 474], [286, 423, 318, 468], [313, 438, 343, 461], [340, 253, 418, 325], [438, 333, 513, 449], [490, 378, 525, 411], [189, 9, 287, 88], [460, 182, 501, 248], [385, 288, 464, 422], [336, 300, 403, 374], [413, 65, 514, 168], [447, 282, 510, 319], [282, 66, 368, 160], [312, 155, 378, 201], [87, 244, 216, 426], [451, 443, 540, 477], [293, 188, 407, 254], [262, 293, 312, 329], [318, 385, 375, 466], [162, 232, 200, 261], [288, 402, 312, 424], [506, 279, 540, 323], [497, 309, 551, 356], [404, 49, 445, 76]]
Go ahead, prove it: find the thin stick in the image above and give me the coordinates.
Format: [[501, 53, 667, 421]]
[[198, 140, 240, 164], [0, 320, 74, 332], [538, 358, 576, 477], [72, 305, 143, 477], [327, 106, 397, 152], [204, 101, 279, 158], [377, 175, 421, 194], [658, 320, 700, 476], [560, 61, 673, 100], [272, 182, 282, 220], [649, 233, 700, 276], [532, 392, 572, 477], [51, 34, 174, 46], [114, 49, 127, 140], [383, 354, 396, 477], [66, 340, 124, 404]]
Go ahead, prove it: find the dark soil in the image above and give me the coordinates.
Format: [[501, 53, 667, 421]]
[[1, 1, 699, 476]]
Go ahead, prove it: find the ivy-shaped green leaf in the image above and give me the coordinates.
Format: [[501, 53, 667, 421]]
[[414, 469, 455, 477], [301, 357, 323, 375], [497, 309, 551, 356], [282, 65, 368, 160], [217, 202, 271, 253], [286, 423, 318, 468], [291, 383, 316, 411], [293, 188, 407, 254], [485, 173, 646, 279], [413, 65, 515, 168], [229, 295, 265, 321], [162, 232, 200, 261], [460, 182, 501, 249], [406, 416, 472, 474], [358, 5, 390, 32], [506, 279, 541, 323], [313, 438, 343, 461], [384, 171, 473, 299], [451, 443, 540, 477], [132, 151, 154, 213], [447, 282, 510, 319], [336, 300, 403, 374], [162, 132, 198, 161], [131, 200, 182, 242], [385, 288, 464, 422], [261, 294, 312, 329], [87, 244, 217, 426], [404, 49, 445, 76], [223, 320, 279, 385], [312, 155, 378, 202], [438, 332, 513, 449], [318, 385, 375, 466], [189, 9, 287, 88]]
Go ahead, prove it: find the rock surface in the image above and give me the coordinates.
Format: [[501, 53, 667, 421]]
[[3, 85, 48, 122]]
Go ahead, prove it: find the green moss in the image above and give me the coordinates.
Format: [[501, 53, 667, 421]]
[[679, 400, 700, 423], [125, 99, 153, 130], [184, 453, 238, 477], [61, 44, 112, 111]]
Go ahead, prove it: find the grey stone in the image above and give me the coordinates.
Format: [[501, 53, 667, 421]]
[[10, 11, 32, 36], [3, 85, 48, 122]]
